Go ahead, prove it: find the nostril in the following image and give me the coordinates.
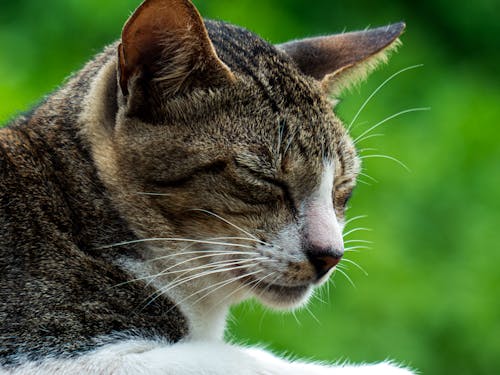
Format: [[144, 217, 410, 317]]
[[306, 249, 343, 280]]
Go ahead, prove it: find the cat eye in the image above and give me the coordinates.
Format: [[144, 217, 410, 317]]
[[334, 188, 354, 211], [233, 162, 297, 212], [145, 160, 227, 188], [338, 191, 353, 208]]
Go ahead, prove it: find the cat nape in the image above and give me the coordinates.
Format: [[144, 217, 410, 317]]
[[0, 0, 417, 373]]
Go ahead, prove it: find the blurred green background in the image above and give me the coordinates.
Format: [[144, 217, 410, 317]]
[[1, 0, 499, 373]]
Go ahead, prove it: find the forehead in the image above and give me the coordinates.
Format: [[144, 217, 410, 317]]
[[205, 20, 347, 146], [154, 20, 354, 176]]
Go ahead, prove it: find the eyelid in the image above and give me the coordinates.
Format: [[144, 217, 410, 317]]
[[235, 162, 298, 215], [236, 162, 282, 189]]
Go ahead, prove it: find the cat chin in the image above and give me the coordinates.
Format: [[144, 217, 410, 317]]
[[251, 282, 314, 311], [239, 267, 337, 310]]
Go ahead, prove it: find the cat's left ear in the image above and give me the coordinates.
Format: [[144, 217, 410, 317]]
[[278, 23, 405, 95], [118, 0, 234, 99]]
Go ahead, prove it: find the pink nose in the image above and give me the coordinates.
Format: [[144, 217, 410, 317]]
[[306, 246, 343, 280]]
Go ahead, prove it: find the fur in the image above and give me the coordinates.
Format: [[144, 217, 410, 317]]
[[0, 0, 414, 373]]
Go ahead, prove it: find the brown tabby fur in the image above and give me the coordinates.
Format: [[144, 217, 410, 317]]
[[0, 0, 403, 368]]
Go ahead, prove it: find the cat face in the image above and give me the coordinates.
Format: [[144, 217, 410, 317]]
[[85, 0, 403, 309], [112, 70, 359, 308]]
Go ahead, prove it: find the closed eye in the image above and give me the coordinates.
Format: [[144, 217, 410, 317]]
[[333, 181, 355, 214], [234, 163, 298, 215], [146, 160, 227, 188], [336, 190, 353, 209]]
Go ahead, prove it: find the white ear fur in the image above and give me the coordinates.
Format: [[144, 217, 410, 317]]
[[278, 22, 405, 96], [322, 37, 402, 96]]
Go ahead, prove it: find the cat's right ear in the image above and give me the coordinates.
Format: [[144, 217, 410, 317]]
[[278, 23, 405, 96], [117, 0, 234, 112]]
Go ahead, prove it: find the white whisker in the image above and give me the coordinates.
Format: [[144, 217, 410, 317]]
[[359, 172, 379, 184], [334, 268, 356, 288], [348, 64, 424, 130], [166, 269, 264, 312], [151, 257, 269, 280], [304, 304, 321, 325], [142, 263, 258, 309], [187, 209, 266, 244], [357, 178, 371, 186], [358, 147, 379, 154], [113, 256, 263, 289], [344, 215, 368, 227], [355, 133, 384, 144], [98, 237, 255, 250], [341, 258, 368, 276], [344, 245, 372, 253], [343, 227, 372, 237], [147, 249, 260, 264], [208, 236, 269, 244], [291, 309, 302, 326], [353, 107, 430, 144], [359, 154, 411, 172], [202, 271, 276, 312], [313, 289, 327, 305], [345, 239, 373, 244], [145, 255, 272, 288]]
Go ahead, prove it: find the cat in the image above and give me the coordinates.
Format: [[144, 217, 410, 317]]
[[0, 0, 416, 373]]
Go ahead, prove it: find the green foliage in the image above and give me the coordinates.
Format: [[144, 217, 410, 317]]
[[1, 1, 499, 373]]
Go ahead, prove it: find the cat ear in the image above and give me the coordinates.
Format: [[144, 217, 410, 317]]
[[118, 0, 234, 98], [278, 23, 405, 95]]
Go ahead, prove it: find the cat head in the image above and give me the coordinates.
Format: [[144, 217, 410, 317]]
[[85, 0, 404, 309]]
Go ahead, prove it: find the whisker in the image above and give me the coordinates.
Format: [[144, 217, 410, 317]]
[[357, 147, 379, 154], [344, 245, 372, 253], [355, 133, 385, 144], [341, 258, 368, 276], [202, 271, 276, 312], [348, 64, 424, 130], [112, 256, 262, 289], [291, 309, 302, 326], [187, 209, 267, 245], [259, 273, 282, 297], [357, 178, 371, 186], [304, 304, 321, 325], [98, 237, 255, 250], [343, 227, 372, 237], [147, 249, 260, 263], [344, 215, 368, 227], [353, 107, 431, 144], [344, 239, 373, 245], [150, 257, 269, 280], [207, 236, 269, 244], [312, 291, 327, 305], [167, 269, 264, 312], [359, 171, 379, 184], [147, 252, 257, 281], [141, 263, 258, 309], [359, 154, 411, 172], [334, 268, 357, 288], [145, 255, 273, 288]]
